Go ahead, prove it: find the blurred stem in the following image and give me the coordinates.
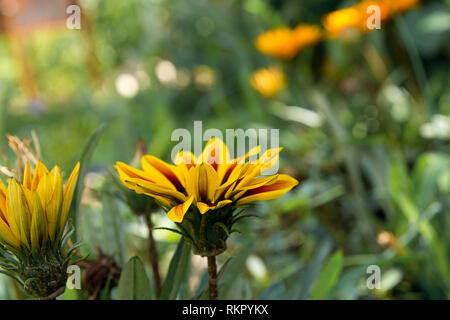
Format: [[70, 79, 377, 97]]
[[146, 213, 162, 299], [207, 256, 218, 300], [306, 90, 377, 246], [394, 16, 434, 111]]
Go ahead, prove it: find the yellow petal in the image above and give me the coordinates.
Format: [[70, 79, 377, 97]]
[[37, 173, 55, 240], [167, 196, 194, 223], [0, 180, 7, 223], [174, 150, 196, 168], [0, 217, 20, 248], [196, 200, 232, 214], [32, 160, 49, 190], [196, 201, 211, 214], [230, 175, 279, 201], [60, 162, 80, 231], [30, 192, 46, 250], [115, 161, 153, 183], [142, 155, 185, 191], [259, 147, 283, 175], [197, 163, 218, 203], [23, 162, 32, 190], [124, 178, 187, 205], [7, 179, 31, 248], [47, 165, 63, 241], [236, 174, 299, 205], [235, 145, 261, 164]]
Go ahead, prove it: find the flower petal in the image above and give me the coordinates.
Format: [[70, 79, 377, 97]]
[[30, 191, 47, 250], [236, 174, 299, 205], [124, 178, 186, 205], [23, 162, 32, 190], [60, 162, 80, 231], [198, 137, 230, 170], [115, 161, 153, 183], [7, 179, 31, 248], [142, 155, 185, 191], [0, 217, 20, 248], [197, 200, 232, 214], [32, 160, 49, 190], [167, 196, 194, 223]]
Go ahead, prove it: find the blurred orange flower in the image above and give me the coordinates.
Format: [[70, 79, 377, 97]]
[[292, 24, 322, 50], [356, 0, 392, 31], [385, 0, 419, 14], [255, 24, 321, 60], [322, 7, 363, 39], [249, 67, 287, 98]]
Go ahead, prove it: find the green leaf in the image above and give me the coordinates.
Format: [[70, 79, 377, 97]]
[[196, 256, 233, 299], [289, 238, 333, 299], [160, 238, 191, 300], [218, 240, 256, 299], [310, 250, 344, 300], [116, 256, 152, 300], [70, 123, 107, 242], [101, 194, 126, 265]]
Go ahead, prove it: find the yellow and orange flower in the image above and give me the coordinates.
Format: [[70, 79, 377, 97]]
[[115, 138, 298, 223], [255, 24, 321, 60], [0, 161, 80, 250], [250, 66, 287, 98]]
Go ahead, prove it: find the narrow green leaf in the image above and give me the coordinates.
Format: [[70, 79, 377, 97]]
[[310, 250, 344, 300], [101, 194, 126, 265], [116, 256, 152, 300], [219, 240, 256, 299], [70, 123, 107, 242], [160, 238, 191, 300]]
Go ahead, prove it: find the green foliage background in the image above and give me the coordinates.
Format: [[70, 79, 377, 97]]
[[0, 0, 449, 299]]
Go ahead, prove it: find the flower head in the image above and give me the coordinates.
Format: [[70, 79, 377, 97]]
[[0, 160, 80, 297], [116, 138, 298, 223], [115, 138, 298, 256], [255, 24, 321, 60], [249, 67, 287, 98]]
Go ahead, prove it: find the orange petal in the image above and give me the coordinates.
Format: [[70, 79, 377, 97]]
[[236, 174, 299, 206], [142, 155, 185, 191], [167, 196, 194, 223]]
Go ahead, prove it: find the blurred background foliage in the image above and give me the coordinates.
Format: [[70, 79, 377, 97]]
[[0, 0, 449, 299]]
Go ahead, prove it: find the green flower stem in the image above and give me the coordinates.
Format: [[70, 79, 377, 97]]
[[207, 255, 218, 300], [146, 213, 162, 299]]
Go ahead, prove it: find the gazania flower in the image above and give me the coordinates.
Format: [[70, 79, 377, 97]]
[[249, 67, 287, 98], [116, 138, 298, 224], [0, 160, 80, 298], [116, 138, 298, 257], [255, 24, 321, 60], [322, 7, 363, 39], [116, 138, 298, 298]]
